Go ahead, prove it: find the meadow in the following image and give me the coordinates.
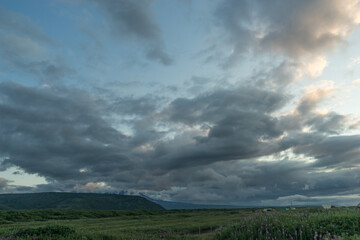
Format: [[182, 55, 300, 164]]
[[0, 207, 359, 239]]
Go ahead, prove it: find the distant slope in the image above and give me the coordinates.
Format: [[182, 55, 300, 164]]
[[0, 192, 164, 210], [153, 199, 238, 210], [139, 194, 241, 209]]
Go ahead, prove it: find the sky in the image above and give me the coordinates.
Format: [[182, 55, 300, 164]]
[[0, 0, 360, 207]]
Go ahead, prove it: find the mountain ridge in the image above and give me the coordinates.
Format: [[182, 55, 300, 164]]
[[139, 194, 245, 209], [0, 192, 164, 210]]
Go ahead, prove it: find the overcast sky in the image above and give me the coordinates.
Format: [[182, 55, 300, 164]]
[[1, 0, 360, 206]]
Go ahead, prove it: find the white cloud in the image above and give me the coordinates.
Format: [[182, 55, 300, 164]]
[[348, 57, 360, 68], [302, 56, 328, 79], [74, 182, 107, 192], [216, 0, 360, 67]]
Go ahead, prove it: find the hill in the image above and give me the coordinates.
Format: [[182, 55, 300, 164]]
[[139, 194, 243, 209], [152, 199, 239, 209], [0, 192, 164, 210]]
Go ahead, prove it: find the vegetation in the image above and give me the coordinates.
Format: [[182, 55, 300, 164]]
[[0, 209, 170, 224], [0, 207, 359, 239], [0, 208, 248, 239], [0, 192, 163, 210], [216, 208, 360, 240]]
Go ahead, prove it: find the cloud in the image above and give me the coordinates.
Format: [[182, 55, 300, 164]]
[[0, 82, 132, 184], [73, 182, 108, 192], [0, 7, 74, 83], [272, 193, 360, 206], [0, 1, 359, 206], [0, 177, 34, 193], [0, 178, 9, 191], [144, 86, 289, 170], [0, 6, 52, 46], [352, 78, 360, 87], [215, 0, 360, 66], [165, 87, 287, 124], [15, 59, 76, 84], [276, 81, 352, 137], [296, 82, 335, 115], [91, 0, 173, 65], [347, 57, 360, 68], [277, 194, 311, 202], [0, 7, 50, 64], [0, 80, 359, 204], [129, 158, 360, 205], [294, 135, 360, 168], [305, 112, 347, 134], [302, 56, 328, 79], [252, 57, 328, 90]]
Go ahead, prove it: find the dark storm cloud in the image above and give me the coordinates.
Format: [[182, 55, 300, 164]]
[[108, 95, 166, 147], [126, 158, 360, 205], [215, 0, 360, 66], [92, 0, 173, 65], [124, 81, 358, 204], [0, 80, 359, 204], [109, 96, 160, 117], [294, 135, 360, 168], [0, 82, 132, 183], [1, 82, 290, 191], [166, 87, 287, 124], [0, 82, 168, 193], [306, 112, 347, 134], [144, 87, 289, 170]]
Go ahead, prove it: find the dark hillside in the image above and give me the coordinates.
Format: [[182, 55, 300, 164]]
[[0, 192, 164, 210]]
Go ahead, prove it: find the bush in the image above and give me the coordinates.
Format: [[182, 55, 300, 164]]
[[15, 225, 75, 238]]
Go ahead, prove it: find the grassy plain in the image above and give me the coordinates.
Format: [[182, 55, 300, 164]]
[[0, 208, 359, 239], [0, 209, 250, 239]]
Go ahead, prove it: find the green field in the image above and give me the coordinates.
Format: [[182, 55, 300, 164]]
[[0, 208, 359, 239]]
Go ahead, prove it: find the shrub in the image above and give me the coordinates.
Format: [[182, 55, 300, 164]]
[[15, 225, 75, 238]]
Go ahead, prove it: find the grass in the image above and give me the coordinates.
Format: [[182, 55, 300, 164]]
[[0, 209, 251, 239], [216, 208, 360, 240], [0, 208, 359, 239]]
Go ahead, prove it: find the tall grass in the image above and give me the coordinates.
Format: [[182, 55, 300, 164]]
[[216, 208, 360, 240]]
